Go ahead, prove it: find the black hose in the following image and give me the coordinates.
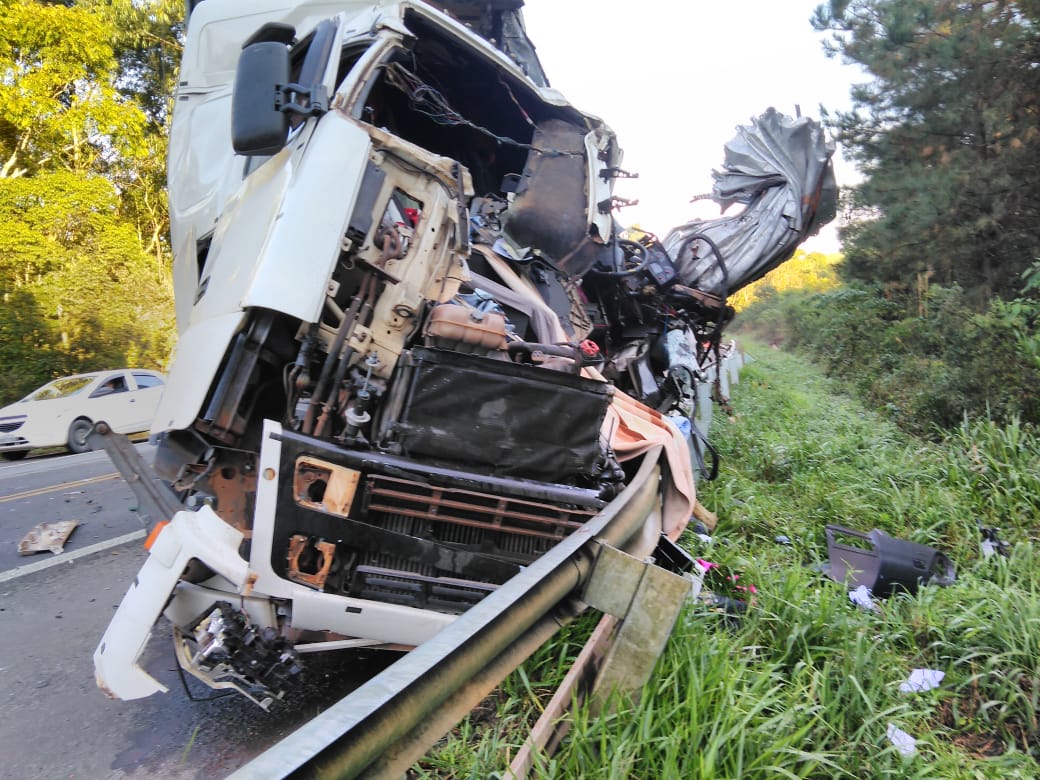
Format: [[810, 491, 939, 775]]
[[681, 232, 729, 301]]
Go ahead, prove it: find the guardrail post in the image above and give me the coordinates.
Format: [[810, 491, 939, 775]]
[[694, 380, 713, 438], [580, 542, 693, 713], [727, 349, 743, 386]]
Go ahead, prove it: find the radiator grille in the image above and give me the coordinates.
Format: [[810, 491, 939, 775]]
[[350, 474, 600, 612], [363, 474, 596, 553]]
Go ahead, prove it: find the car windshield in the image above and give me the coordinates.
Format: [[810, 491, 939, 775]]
[[24, 376, 95, 401]]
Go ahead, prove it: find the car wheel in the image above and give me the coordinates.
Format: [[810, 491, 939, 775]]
[[67, 418, 94, 454], [1, 450, 28, 461]]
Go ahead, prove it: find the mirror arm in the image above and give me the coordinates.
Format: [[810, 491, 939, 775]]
[[275, 83, 329, 118]]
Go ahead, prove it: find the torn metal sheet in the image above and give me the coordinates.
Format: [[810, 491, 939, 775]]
[[665, 107, 837, 298], [18, 520, 78, 555]]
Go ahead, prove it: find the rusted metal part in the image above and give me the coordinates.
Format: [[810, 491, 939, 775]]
[[508, 614, 618, 779], [228, 449, 663, 780], [287, 535, 337, 589], [293, 458, 361, 518], [18, 520, 78, 555], [85, 422, 183, 528], [208, 463, 258, 535]]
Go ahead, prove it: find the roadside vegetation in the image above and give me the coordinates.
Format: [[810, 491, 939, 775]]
[[734, 272, 1040, 438], [1, 0, 1037, 773], [0, 0, 181, 403], [416, 344, 1040, 779]]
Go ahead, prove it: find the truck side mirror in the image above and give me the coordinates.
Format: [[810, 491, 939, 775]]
[[231, 41, 291, 156]]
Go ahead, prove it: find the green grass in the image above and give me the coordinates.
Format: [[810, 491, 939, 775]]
[[413, 342, 1040, 779]]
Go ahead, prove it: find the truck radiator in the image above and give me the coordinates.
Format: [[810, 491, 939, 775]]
[[348, 474, 598, 613]]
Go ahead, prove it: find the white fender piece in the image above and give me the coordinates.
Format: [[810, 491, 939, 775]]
[[93, 506, 249, 700]]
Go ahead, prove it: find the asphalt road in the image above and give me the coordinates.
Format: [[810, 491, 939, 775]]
[[0, 448, 148, 577], [0, 449, 397, 779]]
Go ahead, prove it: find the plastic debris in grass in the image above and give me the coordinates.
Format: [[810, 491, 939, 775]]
[[823, 524, 955, 598], [886, 723, 918, 758], [19, 520, 78, 555], [693, 559, 757, 619], [978, 520, 1010, 559], [899, 669, 945, 693]]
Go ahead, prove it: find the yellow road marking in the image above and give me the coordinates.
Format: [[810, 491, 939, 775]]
[[0, 472, 121, 503]]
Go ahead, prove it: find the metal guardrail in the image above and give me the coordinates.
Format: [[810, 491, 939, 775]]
[[230, 449, 665, 780]]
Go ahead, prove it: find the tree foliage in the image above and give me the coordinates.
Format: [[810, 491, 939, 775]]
[[0, 0, 177, 404], [730, 250, 843, 311], [813, 0, 1040, 304]]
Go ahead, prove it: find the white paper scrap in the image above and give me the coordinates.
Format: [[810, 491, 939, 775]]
[[899, 668, 945, 693], [848, 585, 877, 610], [886, 723, 917, 757]]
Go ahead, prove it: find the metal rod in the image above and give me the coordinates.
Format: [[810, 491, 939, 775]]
[[85, 423, 183, 528], [304, 273, 372, 434], [276, 428, 606, 508], [507, 613, 618, 779]]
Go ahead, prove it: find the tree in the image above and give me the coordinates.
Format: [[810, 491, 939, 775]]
[[80, 0, 186, 262], [814, 0, 1040, 304], [0, 0, 175, 403], [0, 0, 149, 179]]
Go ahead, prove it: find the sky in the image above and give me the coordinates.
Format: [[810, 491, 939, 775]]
[[520, 0, 867, 253]]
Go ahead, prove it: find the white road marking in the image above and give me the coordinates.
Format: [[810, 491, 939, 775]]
[[0, 473, 120, 503], [0, 529, 146, 583]]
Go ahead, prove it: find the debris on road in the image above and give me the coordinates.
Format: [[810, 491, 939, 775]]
[[848, 584, 878, 611], [886, 723, 918, 758], [18, 520, 78, 555], [823, 524, 955, 597], [978, 520, 1010, 559]]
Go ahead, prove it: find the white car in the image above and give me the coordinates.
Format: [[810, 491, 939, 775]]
[[0, 369, 165, 460]]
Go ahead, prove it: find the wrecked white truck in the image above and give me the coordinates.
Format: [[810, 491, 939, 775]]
[[94, 0, 836, 708]]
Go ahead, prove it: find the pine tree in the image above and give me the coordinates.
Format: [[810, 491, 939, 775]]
[[814, 0, 1040, 304]]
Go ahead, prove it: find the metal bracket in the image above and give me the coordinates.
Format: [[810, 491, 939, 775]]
[[598, 167, 639, 181], [580, 540, 694, 712], [597, 195, 639, 213], [274, 82, 329, 117], [86, 422, 183, 528]]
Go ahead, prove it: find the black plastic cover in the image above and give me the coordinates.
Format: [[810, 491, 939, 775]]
[[824, 524, 956, 598], [388, 347, 611, 481], [503, 119, 611, 275]]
